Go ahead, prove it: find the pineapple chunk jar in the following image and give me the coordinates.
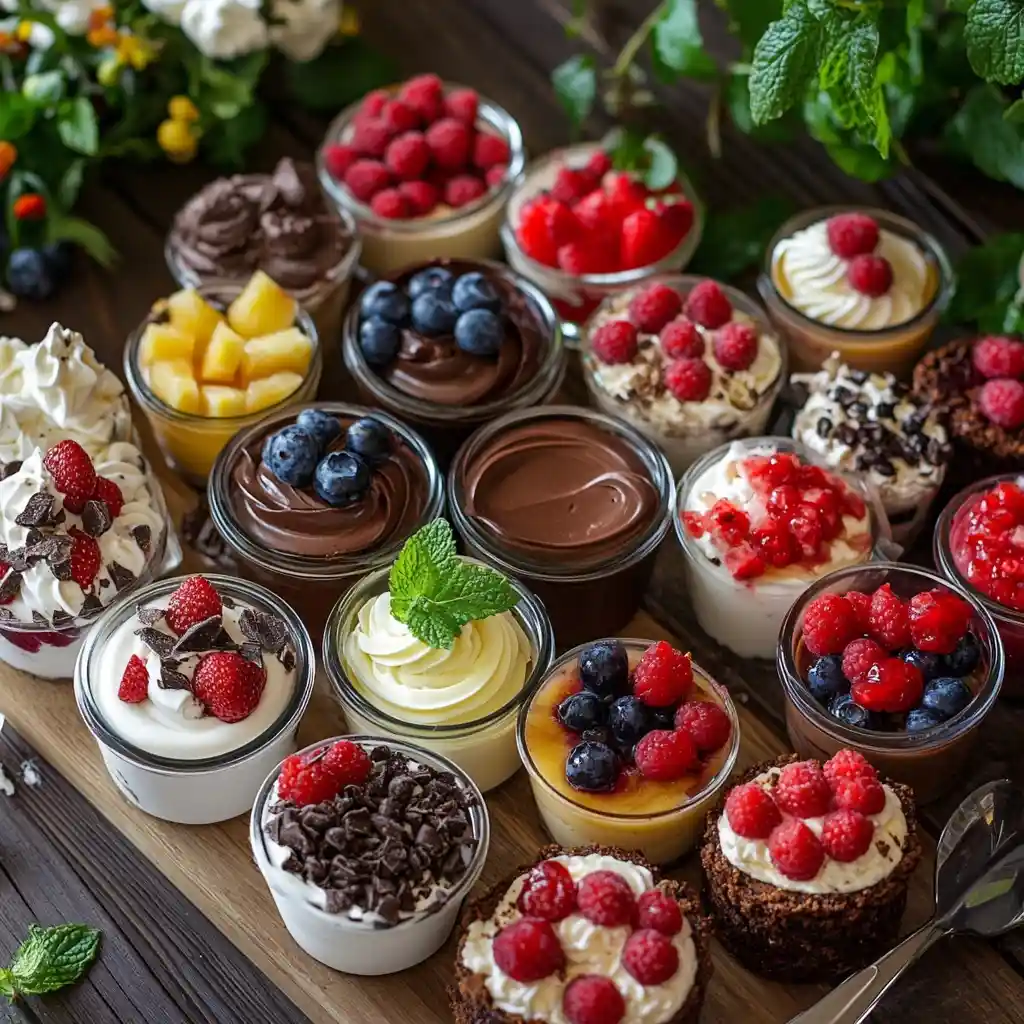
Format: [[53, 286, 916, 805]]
[[125, 273, 321, 485]]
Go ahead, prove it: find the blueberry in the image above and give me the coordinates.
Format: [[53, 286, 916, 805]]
[[607, 695, 654, 750], [407, 266, 454, 299], [411, 292, 458, 335], [452, 272, 501, 313], [557, 691, 606, 733], [359, 318, 401, 367], [920, 677, 973, 721], [828, 692, 880, 730], [578, 641, 629, 702], [905, 707, 945, 733], [345, 416, 392, 466], [295, 409, 342, 452], [455, 309, 504, 357], [359, 281, 410, 325], [581, 727, 613, 746], [942, 633, 981, 677], [901, 648, 945, 681], [313, 451, 371, 507], [6, 248, 54, 300], [650, 705, 677, 731], [565, 741, 619, 793], [42, 241, 73, 282], [807, 655, 849, 705], [263, 426, 319, 487]]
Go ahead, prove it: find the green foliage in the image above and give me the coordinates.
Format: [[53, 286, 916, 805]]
[[0, 924, 101, 1002], [690, 196, 795, 280], [946, 232, 1024, 333], [284, 38, 397, 113]]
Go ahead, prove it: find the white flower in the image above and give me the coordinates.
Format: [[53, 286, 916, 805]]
[[0, 11, 53, 49], [178, 0, 268, 60], [269, 0, 341, 62], [139, 0, 187, 26], [48, 0, 110, 35]]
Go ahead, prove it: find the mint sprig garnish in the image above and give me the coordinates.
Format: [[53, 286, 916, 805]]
[[0, 924, 101, 1002], [388, 519, 519, 650]]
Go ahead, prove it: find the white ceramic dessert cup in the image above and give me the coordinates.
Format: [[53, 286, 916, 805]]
[[250, 735, 490, 975], [674, 436, 894, 661], [317, 82, 525, 276], [323, 562, 554, 792], [777, 562, 1003, 804], [501, 142, 705, 342], [74, 574, 315, 824], [581, 273, 787, 475], [516, 639, 740, 866]]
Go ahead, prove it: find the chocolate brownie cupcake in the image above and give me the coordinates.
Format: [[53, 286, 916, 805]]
[[451, 844, 711, 1024], [700, 751, 921, 983]]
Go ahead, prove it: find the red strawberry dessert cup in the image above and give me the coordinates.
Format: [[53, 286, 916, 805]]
[[317, 76, 525, 276], [74, 573, 315, 824], [777, 563, 1003, 803]]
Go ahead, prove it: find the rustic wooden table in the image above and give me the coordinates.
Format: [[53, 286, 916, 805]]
[[1, 3, 1023, 1023]]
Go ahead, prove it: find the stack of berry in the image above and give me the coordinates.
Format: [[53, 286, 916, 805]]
[[824, 213, 895, 299], [969, 336, 1024, 431]]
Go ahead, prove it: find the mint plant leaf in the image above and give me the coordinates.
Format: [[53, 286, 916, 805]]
[[946, 231, 1024, 329], [404, 598, 463, 651], [0, 969, 14, 999], [691, 195, 795, 280], [720, 0, 784, 50], [946, 84, 1024, 188], [750, 1, 824, 125], [46, 216, 117, 268], [57, 98, 99, 156], [388, 518, 456, 620], [432, 562, 519, 626], [6, 924, 100, 998], [966, 0, 1024, 85], [641, 137, 678, 189], [726, 72, 796, 140], [1007, 97, 1024, 122], [552, 54, 597, 128], [653, 0, 717, 79]]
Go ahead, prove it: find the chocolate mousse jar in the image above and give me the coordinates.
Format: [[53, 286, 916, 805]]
[[449, 406, 673, 648], [208, 402, 443, 643], [777, 563, 1003, 803]]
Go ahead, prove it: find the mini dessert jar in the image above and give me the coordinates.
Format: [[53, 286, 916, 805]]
[[777, 563, 1003, 804], [759, 206, 953, 377], [448, 406, 674, 649], [250, 735, 490, 974], [208, 402, 444, 645], [124, 284, 322, 487], [517, 640, 740, 865], [74, 574, 316, 824]]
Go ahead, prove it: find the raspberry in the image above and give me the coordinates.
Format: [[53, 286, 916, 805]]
[[832, 774, 886, 815], [773, 760, 832, 818], [279, 749, 344, 806], [972, 336, 1024, 380], [621, 929, 679, 986], [164, 576, 223, 636], [636, 890, 682, 936], [557, 242, 614, 275], [43, 440, 96, 514], [444, 174, 486, 208], [426, 117, 471, 170], [586, 150, 612, 178], [868, 583, 911, 649], [68, 528, 100, 588], [845, 590, 872, 632], [573, 190, 615, 235], [744, 452, 799, 491], [343, 159, 391, 202], [552, 166, 597, 205], [851, 657, 923, 712], [659, 317, 704, 359], [192, 651, 266, 723], [359, 89, 389, 118], [664, 357, 711, 401], [443, 87, 479, 124], [789, 510, 824, 558], [322, 143, 358, 180], [723, 542, 767, 580], [708, 499, 750, 546], [628, 282, 682, 333], [713, 321, 758, 371], [563, 976, 625, 1024], [841, 637, 885, 683], [591, 320, 638, 365], [91, 477, 124, 519], [753, 517, 798, 568], [908, 589, 973, 653], [821, 809, 874, 861], [485, 164, 508, 188], [545, 200, 580, 248], [517, 860, 577, 922], [823, 749, 877, 784], [473, 132, 511, 170], [321, 739, 372, 788], [577, 870, 636, 927], [978, 378, 1024, 429], [847, 254, 893, 297], [380, 98, 419, 134], [802, 593, 861, 656], [398, 179, 439, 216], [384, 131, 429, 180], [768, 820, 825, 880], [370, 188, 410, 219], [724, 782, 782, 839], [350, 117, 392, 158], [398, 74, 444, 123], [633, 641, 694, 707], [516, 198, 558, 266], [620, 208, 674, 270], [684, 280, 732, 329], [118, 654, 149, 703], [826, 213, 879, 258], [672, 701, 731, 757], [634, 729, 698, 780], [655, 198, 694, 242]]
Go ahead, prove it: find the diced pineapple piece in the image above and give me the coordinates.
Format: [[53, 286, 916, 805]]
[[201, 322, 246, 383], [245, 372, 304, 412], [149, 360, 200, 414], [138, 323, 194, 367], [166, 288, 224, 348], [200, 384, 248, 418], [227, 271, 297, 338], [241, 328, 314, 381]]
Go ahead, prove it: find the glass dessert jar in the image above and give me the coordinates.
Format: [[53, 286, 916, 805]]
[[759, 207, 953, 377], [777, 563, 1003, 803]]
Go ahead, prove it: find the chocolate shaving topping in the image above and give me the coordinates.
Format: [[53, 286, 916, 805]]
[[14, 492, 54, 528], [51, 609, 73, 629], [239, 608, 288, 653], [159, 662, 191, 691], [81, 499, 112, 538], [278, 645, 295, 672], [0, 460, 22, 480], [108, 562, 137, 592], [222, 595, 237, 609], [131, 524, 151, 554], [136, 604, 164, 626], [81, 593, 104, 617], [0, 607, 12, 620], [135, 626, 175, 658], [31, 610, 47, 626], [172, 614, 225, 654], [4, 546, 31, 574], [239, 641, 263, 665]]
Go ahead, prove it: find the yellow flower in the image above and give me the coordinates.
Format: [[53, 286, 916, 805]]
[[157, 119, 198, 164], [15, 21, 33, 42], [117, 34, 156, 70], [97, 55, 122, 88], [168, 96, 200, 124], [339, 6, 360, 37]]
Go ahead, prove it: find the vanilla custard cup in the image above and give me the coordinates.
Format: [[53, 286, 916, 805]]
[[323, 562, 554, 792], [74, 574, 315, 824], [516, 640, 739, 865]]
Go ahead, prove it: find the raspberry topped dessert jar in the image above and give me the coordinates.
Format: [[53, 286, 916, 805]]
[[451, 845, 711, 1024], [318, 75, 525, 275], [777, 563, 1002, 802], [760, 208, 952, 376], [700, 750, 922, 981], [517, 639, 739, 865], [676, 437, 883, 660], [582, 276, 786, 474]]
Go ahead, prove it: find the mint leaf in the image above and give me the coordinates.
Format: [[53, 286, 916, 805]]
[[1007, 97, 1024, 122], [641, 137, 678, 189], [719, 0, 783, 50], [750, 1, 824, 125], [5, 924, 100, 999], [47, 216, 117, 268], [388, 518, 455, 621], [432, 561, 519, 627], [552, 54, 597, 128], [966, 0, 1024, 85], [652, 0, 717, 79], [0, 969, 14, 999], [403, 599, 463, 651], [691, 195, 795, 280], [946, 231, 1024, 330], [57, 98, 98, 156], [726, 72, 796, 140], [946, 84, 1024, 188]]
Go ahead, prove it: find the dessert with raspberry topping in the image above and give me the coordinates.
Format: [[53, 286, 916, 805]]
[[75, 573, 314, 823], [452, 845, 711, 1024], [700, 750, 922, 981], [676, 437, 876, 659], [518, 639, 738, 864], [251, 736, 488, 974], [761, 208, 951, 376], [582, 276, 785, 473], [318, 76, 524, 275]]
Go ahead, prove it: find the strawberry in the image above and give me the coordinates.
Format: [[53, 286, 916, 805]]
[[68, 527, 100, 589], [118, 654, 149, 704], [164, 576, 223, 636], [620, 208, 674, 270], [192, 651, 266, 723], [43, 440, 97, 514], [91, 477, 124, 518]]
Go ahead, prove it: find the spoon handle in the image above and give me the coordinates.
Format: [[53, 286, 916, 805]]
[[787, 923, 946, 1024]]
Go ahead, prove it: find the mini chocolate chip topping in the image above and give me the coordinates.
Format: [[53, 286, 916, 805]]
[[15, 492, 54, 528], [82, 499, 113, 538]]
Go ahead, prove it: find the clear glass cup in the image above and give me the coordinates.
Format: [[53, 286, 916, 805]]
[[75, 573, 316, 824], [759, 206, 953, 377], [516, 639, 740, 865], [250, 734, 490, 975], [317, 82, 525, 276], [124, 283, 322, 488], [777, 562, 1003, 803], [448, 405, 674, 649]]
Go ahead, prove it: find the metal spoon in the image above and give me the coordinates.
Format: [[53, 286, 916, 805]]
[[790, 778, 1024, 1024]]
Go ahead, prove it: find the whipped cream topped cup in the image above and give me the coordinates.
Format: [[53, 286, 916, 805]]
[[75, 574, 315, 823]]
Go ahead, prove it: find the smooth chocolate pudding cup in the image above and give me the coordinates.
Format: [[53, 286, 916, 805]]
[[448, 406, 673, 649], [777, 563, 1003, 804], [208, 402, 444, 644]]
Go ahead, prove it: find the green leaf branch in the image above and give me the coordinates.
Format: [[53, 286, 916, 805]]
[[1, 924, 100, 1002]]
